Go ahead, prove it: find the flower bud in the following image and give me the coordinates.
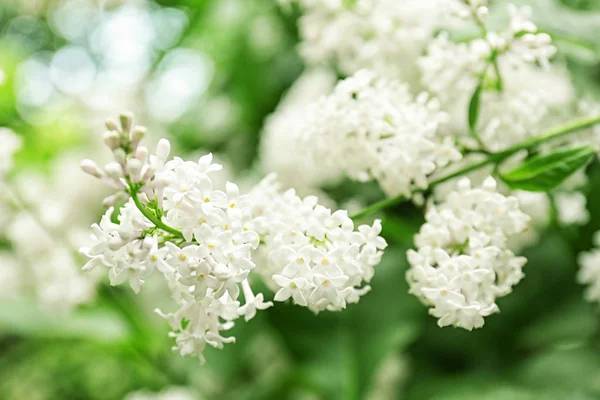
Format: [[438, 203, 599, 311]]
[[113, 148, 127, 167], [103, 130, 121, 150], [130, 126, 146, 149], [80, 159, 104, 178], [156, 139, 171, 161], [105, 118, 119, 132], [105, 162, 123, 179], [120, 112, 134, 134]]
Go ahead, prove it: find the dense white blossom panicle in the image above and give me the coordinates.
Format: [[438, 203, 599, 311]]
[[250, 174, 387, 312], [420, 34, 572, 152], [578, 232, 600, 305], [259, 68, 342, 190], [297, 70, 462, 197], [124, 387, 198, 400], [418, 3, 563, 152], [283, 0, 443, 81], [406, 177, 530, 330], [81, 113, 272, 361], [0, 128, 22, 177], [476, 84, 550, 152], [417, 33, 487, 104], [443, 4, 554, 66]]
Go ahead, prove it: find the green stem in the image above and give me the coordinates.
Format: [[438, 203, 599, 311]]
[[129, 189, 184, 239], [351, 115, 600, 220], [492, 58, 503, 91]]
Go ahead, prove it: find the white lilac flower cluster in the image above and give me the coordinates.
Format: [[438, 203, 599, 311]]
[[419, 3, 565, 152], [80, 114, 267, 361], [406, 177, 530, 330], [265, 70, 461, 198], [80, 113, 387, 361], [578, 232, 600, 305], [316, 70, 461, 197], [250, 175, 387, 312], [280, 0, 442, 82]]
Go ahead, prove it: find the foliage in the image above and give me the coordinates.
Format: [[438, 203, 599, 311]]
[[1, 0, 600, 400]]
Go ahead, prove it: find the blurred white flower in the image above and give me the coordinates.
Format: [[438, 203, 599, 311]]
[[578, 232, 600, 305], [292, 70, 461, 197], [420, 36, 572, 152], [445, 0, 489, 21], [259, 67, 340, 191], [284, 0, 443, 82], [0, 128, 22, 177], [509, 190, 551, 251], [0, 136, 102, 312], [6, 212, 97, 312], [555, 192, 590, 227]]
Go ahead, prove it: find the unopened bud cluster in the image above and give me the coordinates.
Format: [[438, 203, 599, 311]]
[[80, 113, 167, 207]]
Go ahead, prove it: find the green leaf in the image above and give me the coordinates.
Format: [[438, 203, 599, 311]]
[[468, 83, 483, 133], [500, 146, 596, 192]]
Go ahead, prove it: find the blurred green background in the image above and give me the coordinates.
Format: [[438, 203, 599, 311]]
[[2, 0, 600, 399]]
